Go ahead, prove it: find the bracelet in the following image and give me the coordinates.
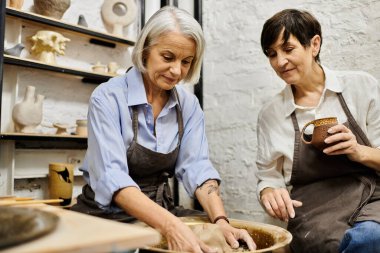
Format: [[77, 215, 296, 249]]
[[213, 216, 229, 224]]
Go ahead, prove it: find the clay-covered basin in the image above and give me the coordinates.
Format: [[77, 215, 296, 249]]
[[142, 216, 292, 253]]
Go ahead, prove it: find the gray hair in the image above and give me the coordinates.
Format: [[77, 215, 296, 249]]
[[132, 6, 205, 85]]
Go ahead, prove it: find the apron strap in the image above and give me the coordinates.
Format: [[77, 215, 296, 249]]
[[290, 110, 300, 131], [173, 87, 184, 144], [337, 93, 372, 147], [348, 175, 377, 225], [290, 111, 301, 182], [131, 106, 139, 142]]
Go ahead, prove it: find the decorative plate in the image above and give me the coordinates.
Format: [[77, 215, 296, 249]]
[[0, 206, 59, 249]]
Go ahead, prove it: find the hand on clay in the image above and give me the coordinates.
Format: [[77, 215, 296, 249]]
[[164, 219, 217, 253], [191, 222, 257, 252], [215, 221, 257, 251], [191, 223, 235, 253]]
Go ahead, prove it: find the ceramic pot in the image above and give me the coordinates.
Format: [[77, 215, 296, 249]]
[[48, 163, 74, 206], [33, 0, 71, 20], [12, 86, 44, 133], [75, 119, 87, 136], [8, 0, 24, 9], [143, 216, 292, 253]]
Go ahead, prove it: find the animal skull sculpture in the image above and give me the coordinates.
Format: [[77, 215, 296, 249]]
[[30, 30, 70, 65]]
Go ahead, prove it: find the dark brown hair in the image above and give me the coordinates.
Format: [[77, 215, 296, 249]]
[[261, 9, 322, 62]]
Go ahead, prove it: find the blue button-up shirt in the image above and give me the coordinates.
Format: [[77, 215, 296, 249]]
[[81, 67, 220, 209]]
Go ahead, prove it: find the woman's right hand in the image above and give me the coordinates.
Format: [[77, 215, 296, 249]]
[[260, 187, 303, 222], [163, 218, 217, 253]]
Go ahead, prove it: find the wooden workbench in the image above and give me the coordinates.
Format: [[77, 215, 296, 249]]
[[0, 204, 161, 253]]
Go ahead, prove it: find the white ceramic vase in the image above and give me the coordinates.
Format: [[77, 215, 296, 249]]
[[101, 0, 137, 36], [12, 86, 44, 133]]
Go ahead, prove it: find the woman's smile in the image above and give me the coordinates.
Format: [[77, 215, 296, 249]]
[[162, 75, 178, 84], [280, 67, 296, 77]]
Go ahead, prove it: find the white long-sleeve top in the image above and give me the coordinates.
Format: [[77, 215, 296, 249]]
[[256, 66, 380, 199]]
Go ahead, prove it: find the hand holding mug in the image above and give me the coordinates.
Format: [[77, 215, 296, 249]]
[[322, 123, 361, 161]]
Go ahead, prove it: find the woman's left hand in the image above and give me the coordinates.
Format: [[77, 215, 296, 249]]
[[215, 219, 257, 251], [323, 124, 362, 162]]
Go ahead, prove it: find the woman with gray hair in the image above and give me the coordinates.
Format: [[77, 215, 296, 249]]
[[72, 6, 256, 252]]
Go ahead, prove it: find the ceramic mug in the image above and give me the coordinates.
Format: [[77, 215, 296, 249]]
[[48, 163, 74, 206], [301, 117, 338, 150], [75, 119, 87, 136]]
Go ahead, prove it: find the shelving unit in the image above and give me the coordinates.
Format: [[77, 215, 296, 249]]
[[0, 5, 136, 145], [1, 133, 87, 149], [0, 1, 137, 196], [5, 6, 135, 47]]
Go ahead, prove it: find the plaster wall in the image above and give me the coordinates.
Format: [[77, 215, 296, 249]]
[[202, 0, 380, 225]]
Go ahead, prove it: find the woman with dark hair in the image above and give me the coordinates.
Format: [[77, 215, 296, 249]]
[[256, 9, 380, 253]]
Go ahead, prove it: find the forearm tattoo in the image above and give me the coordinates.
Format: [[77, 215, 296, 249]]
[[200, 180, 220, 196]]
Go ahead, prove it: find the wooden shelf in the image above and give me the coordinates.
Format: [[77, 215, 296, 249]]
[[1, 132, 86, 139], [0, 133, 87, 149], [14, 173, 83, 179], [14, 174, 47, 179], [4, 55, 116, 84], [6, 7, 135, 47]]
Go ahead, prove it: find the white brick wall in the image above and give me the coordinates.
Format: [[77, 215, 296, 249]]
[[202, 0, 380, 224]]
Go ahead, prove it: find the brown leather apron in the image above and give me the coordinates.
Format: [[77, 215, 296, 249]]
[[72, 88, 205, 222], [287, 93, 380, 253]]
